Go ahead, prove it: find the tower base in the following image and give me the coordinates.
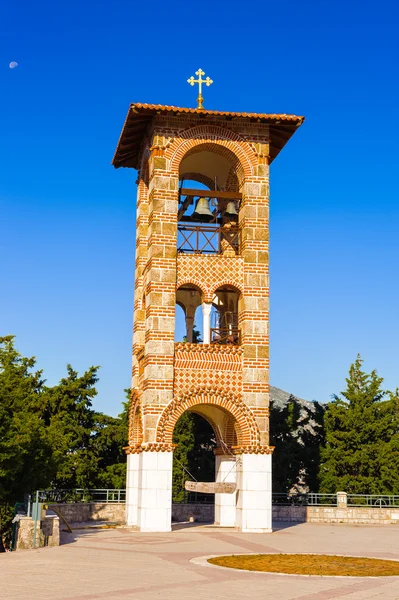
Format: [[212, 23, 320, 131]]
[[126, 450, 173, 532], [126, 449, 272, 533]]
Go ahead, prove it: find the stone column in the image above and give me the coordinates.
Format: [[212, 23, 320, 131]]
[[137, 450, 173, 532], [337, 491, 348, 508], [202, 302, 212, 344], [240, 166, 270, 449], [236, 453, 272, 533], [185, 315, 194, 343], [125, 453, 140, 526], [214, 454, 237, 527]]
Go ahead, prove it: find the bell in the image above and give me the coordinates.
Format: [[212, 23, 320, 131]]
[[225, 201, 238, 217], [192, 197, 213, 221]]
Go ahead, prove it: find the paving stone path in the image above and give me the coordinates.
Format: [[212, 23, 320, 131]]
[[2, 522, 399, 599]]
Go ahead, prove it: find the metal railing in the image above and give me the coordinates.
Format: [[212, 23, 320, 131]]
[[272, 493, 338, 506], [35, 489, 126, 504], [346, 494, 399, 507], [31, 490, 399, 508], [174, 491, 214, 505], [272, 492, 399, 507], [211, 328, 241, 346], [177, 225, 240, 254]]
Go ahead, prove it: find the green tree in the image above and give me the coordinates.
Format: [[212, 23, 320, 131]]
[[319, 356, 399, 494], [270, 395, 325, 493], [0, 335, 128, 549], [92, 393, 128, 489], [0, 336, 53, 550], [42, 365, 100, 489], [172, 412, 195, 502], [172, 413, 216, 502]]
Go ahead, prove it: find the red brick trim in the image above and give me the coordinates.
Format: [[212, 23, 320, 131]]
[[167, 125, 257, 186], [155, 387, 260, 446]]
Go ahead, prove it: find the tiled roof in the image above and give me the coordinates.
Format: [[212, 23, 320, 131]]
[[130, 103, 304, 123], [112, 103, 305, 169]]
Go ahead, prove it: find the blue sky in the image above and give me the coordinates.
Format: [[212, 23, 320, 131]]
[[1, 0, 398, 415]]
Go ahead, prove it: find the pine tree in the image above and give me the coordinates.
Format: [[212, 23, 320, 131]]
[[270, 394, 325, 492], [42, 364, 100, 489], [0, 336, 52, 550], [319, 356, 399, 494], [92, 391, 129, 489]]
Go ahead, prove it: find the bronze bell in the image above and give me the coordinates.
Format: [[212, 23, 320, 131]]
[[193, 197, 213, 221], [225, 201, 238, 217]]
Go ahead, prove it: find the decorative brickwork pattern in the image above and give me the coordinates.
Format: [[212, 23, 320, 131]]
[[123, 113, 286, 455], [174, 343, 243, 396], [115, 102, 304, 532], [167, 125, 258, 186], [177, 254, 244, 303], [155, 388, 260, 447]]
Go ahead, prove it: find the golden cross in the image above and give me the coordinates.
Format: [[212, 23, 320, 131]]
[[187, 69, 213, 110]]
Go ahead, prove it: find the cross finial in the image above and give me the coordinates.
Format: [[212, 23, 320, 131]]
[[187, 68, 213, 110]]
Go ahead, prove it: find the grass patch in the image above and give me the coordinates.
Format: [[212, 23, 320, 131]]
[[208, 554, 399, 577]]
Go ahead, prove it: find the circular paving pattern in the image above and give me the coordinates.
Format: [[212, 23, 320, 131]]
[[207, 554, 399, 577]]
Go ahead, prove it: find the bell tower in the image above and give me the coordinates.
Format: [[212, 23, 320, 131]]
[[113, 89, 304, 532]]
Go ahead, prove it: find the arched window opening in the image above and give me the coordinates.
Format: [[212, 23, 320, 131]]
[[210, 286, 241, 345], [176, 285, 203, 343], [174, 303, 186, 342], [177, 146, 241, 255], [172, 412, 216, 505]]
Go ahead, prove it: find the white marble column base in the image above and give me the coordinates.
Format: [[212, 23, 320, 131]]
[[214, 454, 237, 527], [236, 453, 272, 533], [126, 453, 140, 526], [126, 450, 173, 531]]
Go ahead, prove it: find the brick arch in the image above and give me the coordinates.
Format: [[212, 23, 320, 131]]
[[128, 391, 143, 446], [180, 172, 214, 190], [155, 388, 260, 446], [176, 279, 206, 301], [167, 125, 257, 188], [210, 281, 244, 298], [188, 409, 222, 446]]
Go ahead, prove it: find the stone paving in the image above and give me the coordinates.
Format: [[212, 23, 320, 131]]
[[2, 522, 399, 599]]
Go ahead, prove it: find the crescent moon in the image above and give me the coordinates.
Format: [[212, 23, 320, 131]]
[[9, 61, 18, 69]]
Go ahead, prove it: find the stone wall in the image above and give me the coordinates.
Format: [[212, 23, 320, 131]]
[[172, 503, 214, 523], [48, 502, 126, 524], [16, 516, 59, 550], [273, 505, 399, 524]]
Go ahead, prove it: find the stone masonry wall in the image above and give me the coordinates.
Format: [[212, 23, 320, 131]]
[[16, 516, 60, 550], [273, 505, 399, 524], [172, 503, 214, 523], [48, 502, 126, 524]]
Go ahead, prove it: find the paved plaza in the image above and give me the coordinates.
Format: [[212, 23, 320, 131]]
[[2, 522, 399, 600]]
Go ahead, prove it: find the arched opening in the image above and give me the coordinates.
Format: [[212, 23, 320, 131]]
[[172, 412, 216, 505], [176, 284, 203, 343], [177, 145, 241, 255], [170, 402, 242, 527], [211, 285, 242, 345]]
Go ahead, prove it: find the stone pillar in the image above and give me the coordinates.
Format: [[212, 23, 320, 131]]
[[236, 453, 272, 533], [185, 315, 194, 343], [137, 450, 173, 532], [202, 302, 212, 344], [240, 170, 270, 448], [125, 453, 140, 526], [214, 455, 237, 527], [337, 491, 348, 508]]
